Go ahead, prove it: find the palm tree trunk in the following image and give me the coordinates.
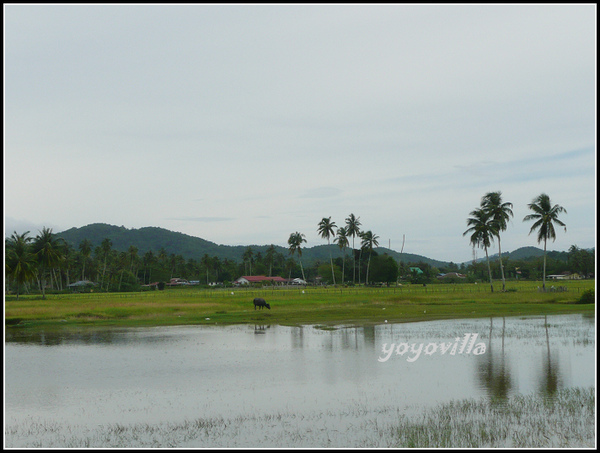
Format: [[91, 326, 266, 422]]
[[498, 237, 506, 291], [299, 258, 306, 282], [342, 249, 346, 285], [485, 247, 494, 293], [358, 249, 363, 285], [352, 239, 356, 284], [40, 272, 47, 299], [328, 244, 336, 286], [542, 239, 547, 291], [102, 257, 107, 291]]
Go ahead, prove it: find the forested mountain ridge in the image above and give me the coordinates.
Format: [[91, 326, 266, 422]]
[[56, 223, 452, 267], [55, 223, 587, 268]]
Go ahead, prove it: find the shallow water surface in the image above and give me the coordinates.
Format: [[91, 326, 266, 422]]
[[4, 314, 595, 447]]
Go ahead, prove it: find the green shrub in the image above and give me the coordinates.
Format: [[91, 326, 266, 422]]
[[576, 289, 595, 304]]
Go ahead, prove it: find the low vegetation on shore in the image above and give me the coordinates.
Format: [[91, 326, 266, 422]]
[[5, 280, 595, 331]]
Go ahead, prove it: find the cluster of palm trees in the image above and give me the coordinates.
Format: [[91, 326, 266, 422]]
[[464, 192, 567, 292], [5, 227, 65, 299], [288, 213, 380, 286]]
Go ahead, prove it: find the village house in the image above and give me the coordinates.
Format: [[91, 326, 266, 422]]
[[437, 272, 467, 280], [547, 271, 582, 280], [233, 276, 289, 286]]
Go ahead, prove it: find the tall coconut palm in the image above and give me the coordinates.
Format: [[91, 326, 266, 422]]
[[6, 231, 37, 299], [79, 239, 93, 281], [345, 214, 361, 284], [128, 245, 139, 275], [523, 193, 567, 291], [201, 254, 212, 284], [287, 231, 307, 282], [463, 208, 498, 293], [265, 245, 276, 277], [143, 250, 155, 284], [317, 217, 337, 285], [242, 247, 254, 275], [481, 191, 513, 291], [32, 227, 65, 299], [360, 230, 379, 285], [100, 238, 113, 291], [334, 226, 349, 285]]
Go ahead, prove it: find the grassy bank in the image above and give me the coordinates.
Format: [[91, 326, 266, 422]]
[[5, 280, 595, 330]]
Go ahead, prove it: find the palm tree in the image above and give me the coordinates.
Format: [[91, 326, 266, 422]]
[[100, 238, 112, 291], [360, 230, 379, 285], [481, 191, 513, 291], [523, 193, 567, 291], [345, 214, 361, 284], [334, 226, 349, 285], [287, 232, 307, 282], [463, 208, 498, 292], [317, 217, 337, 285], [6, 231, 37, 299], [142, 250, 155, 284], [265, 245, 276, 277], [242, 247, 254, 276], [79, 239, 93, 281], [201, 254, 212, 284], [157, 247, 168, 268], [32, 227, 65, 299], [128, 245, 139, 275]]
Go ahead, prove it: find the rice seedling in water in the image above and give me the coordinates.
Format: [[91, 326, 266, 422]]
[[5, 387, 594, 448], [388, 387, 595, 448]]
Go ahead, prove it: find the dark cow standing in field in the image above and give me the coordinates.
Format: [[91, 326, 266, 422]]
[[253, 298, 271, 310]]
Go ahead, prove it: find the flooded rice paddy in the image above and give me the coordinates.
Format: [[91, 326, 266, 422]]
[[4, 314, 596, 447]]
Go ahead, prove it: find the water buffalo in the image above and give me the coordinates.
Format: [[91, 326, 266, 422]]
[[253, 298, 271, 310]]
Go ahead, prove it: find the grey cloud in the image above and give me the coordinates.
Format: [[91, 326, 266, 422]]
[[167, 217, 234, 223], [300, 187, 342, 199]]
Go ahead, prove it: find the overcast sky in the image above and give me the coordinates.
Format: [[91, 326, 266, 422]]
[[4, 4, 596, 263]]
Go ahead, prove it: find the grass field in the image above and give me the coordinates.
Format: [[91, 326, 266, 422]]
[[4, 280, 595, 330]]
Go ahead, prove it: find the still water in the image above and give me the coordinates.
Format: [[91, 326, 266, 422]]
[[4, 314, 595, 447]]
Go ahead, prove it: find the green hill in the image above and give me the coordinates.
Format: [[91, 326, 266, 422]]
[[56, 223, 450, 267]]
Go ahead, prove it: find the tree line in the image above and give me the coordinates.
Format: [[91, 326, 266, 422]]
[[5, 198, 594, 297]]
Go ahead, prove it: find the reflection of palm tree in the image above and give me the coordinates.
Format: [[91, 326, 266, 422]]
[[476, 317, 513, 401], [539, 315, 560, 397]]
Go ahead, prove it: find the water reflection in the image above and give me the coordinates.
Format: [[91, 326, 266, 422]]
[[253, 325, 269, 335], [538, 315, 561, 397], [4, 314, 595, 431], [476, 317, 513, 401], [472, 314, 583, 401]]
